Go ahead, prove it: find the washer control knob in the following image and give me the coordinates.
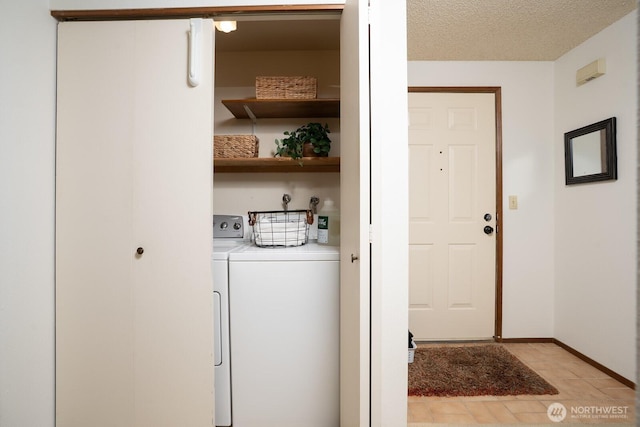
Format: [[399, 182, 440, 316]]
[[220, 222, 228, 230]]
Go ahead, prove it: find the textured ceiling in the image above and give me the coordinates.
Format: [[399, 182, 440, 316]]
[[408, 0, 637, 60], [215, 1, 637, 61]]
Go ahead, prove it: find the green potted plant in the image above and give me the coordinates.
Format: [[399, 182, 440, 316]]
[[296, 122, 331, 157], [275, 122, 331, 161]]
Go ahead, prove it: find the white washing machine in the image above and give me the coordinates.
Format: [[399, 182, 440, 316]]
[[228, 243, 340, 427], [212, 215, 249, 427]]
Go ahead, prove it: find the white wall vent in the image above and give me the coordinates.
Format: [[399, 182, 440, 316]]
[[576, 58, 606, 86]]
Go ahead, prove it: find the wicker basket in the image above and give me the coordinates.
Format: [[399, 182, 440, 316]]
[[255, 76, 317, 99], [214, 135, 259, 158]]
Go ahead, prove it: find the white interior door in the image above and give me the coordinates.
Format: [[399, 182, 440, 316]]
[[56, 19, 214, 427], [340, 0, 371, 425], [408, 91, 496, 341]]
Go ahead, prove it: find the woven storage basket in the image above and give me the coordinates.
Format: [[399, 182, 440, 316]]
[[255, 76, 317, 99], [214, 135, 259, 158]]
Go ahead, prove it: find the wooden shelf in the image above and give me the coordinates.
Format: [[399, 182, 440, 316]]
[[221, 98, 340, 119], [217, 98, 341, 172], [214, 157, 340, 173]]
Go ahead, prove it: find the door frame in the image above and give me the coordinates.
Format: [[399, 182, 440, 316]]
[[407, 86, 503, 339]]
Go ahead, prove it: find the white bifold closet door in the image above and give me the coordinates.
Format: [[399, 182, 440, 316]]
[[56, 19, 215, 427], [339, 0, 371, 425]]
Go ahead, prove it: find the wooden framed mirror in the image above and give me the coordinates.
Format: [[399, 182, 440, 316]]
[[564, 117, 617, 185]]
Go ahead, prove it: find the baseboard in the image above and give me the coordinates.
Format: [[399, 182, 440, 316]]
[[415, 338, 496, 345], [499, 337, 635, 390], [552, 338, 636, 390], [498, 337, 554, 343]]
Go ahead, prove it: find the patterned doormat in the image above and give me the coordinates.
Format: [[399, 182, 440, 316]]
[[408, 344, 559, 397]]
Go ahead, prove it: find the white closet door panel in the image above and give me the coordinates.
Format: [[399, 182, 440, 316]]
[[340, 0, 371, 425], [56, 22, 137, 426], [56, 19, 214, 427], [130, 19, 214, 426]]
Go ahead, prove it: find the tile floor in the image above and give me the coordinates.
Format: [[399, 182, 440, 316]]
[[407, 342, 636, 425]]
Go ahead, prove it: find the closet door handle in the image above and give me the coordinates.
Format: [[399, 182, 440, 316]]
[[136, 247, 144, 255], [188, 18, 202, 87]]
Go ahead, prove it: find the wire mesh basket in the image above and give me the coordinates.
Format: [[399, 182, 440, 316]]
[[248, 210, 314, 247]]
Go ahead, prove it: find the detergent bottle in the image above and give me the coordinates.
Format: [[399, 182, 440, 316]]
[[317, 198, 340, 246]]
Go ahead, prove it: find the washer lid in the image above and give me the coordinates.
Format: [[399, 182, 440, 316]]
[[212, 240, 250, 259], [229, 242, 340, 262]]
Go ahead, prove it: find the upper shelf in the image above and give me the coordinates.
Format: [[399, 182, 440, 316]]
[[221, 98, 340, 119]]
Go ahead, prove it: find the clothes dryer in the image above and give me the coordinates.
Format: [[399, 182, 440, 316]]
[[212, 215, 249, 427]]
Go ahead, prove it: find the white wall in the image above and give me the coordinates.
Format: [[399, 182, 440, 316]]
[[407, 62, 556, 339], [553, 11, 637, 381], [369, 1, 408, 424], [0, 1, 57, 426]]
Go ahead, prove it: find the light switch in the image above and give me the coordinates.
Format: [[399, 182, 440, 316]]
[[509, 195, 518, 210]]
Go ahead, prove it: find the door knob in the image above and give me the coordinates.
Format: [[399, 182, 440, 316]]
[[136, 247, 144, 255], [483, 226, 494, 235]]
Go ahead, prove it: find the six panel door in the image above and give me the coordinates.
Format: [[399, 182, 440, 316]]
[[408, 92, 496, 341]]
